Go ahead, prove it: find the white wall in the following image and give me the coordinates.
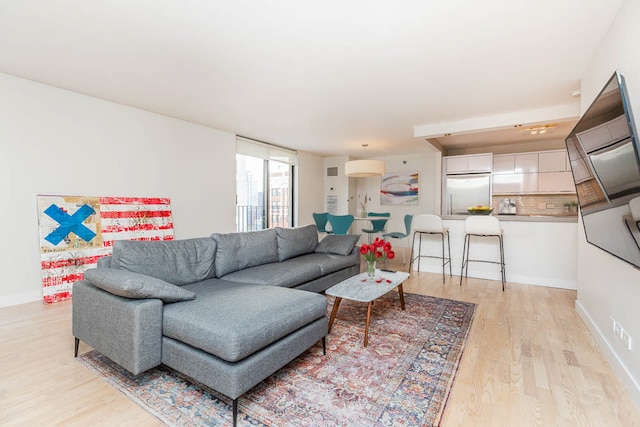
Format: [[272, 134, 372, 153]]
[[354, 152, 441, 248], [0, 73, 237, 307], [577, 0, 640, 406], [295, 150, 325, 226]]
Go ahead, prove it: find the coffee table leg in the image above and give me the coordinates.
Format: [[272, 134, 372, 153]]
[[398, 283, 406, 310], [328, 297, 342, 333], [364, 301, 373, 347]]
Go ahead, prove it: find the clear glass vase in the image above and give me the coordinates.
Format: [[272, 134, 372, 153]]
[[366, 260, 376, 278]]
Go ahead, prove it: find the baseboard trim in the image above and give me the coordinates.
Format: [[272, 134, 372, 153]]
[[0, 291, 42, 308], [575, 299, 640, 409], [412, 264, 577, 290]]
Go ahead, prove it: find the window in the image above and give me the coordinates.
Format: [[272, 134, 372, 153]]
[[236, 137, 296, 232]]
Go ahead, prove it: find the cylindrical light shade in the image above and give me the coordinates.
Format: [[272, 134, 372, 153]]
[[344, 159, 385, 177]]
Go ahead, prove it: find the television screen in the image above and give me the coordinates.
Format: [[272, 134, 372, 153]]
[[565, 70, 640, 269]]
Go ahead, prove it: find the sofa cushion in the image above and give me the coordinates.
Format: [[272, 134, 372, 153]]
[[111, 238, 217, 285], [220, 260, 322, 288], [84, 268, 196, 303], [315, 234, 360, 256], [275, 224, 318, 262], [211, 229, 279, 277], [163, 280, 327, 362], [293, 253, 359, 275]]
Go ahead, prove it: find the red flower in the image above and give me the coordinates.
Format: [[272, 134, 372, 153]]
[[361, 238, 394, 263]]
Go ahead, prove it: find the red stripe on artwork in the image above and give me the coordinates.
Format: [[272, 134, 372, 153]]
[[42, 273, 86, 287], [41, 255, 103, 270], [101, 223, 174, 233], [102, 235, 174, 247], [44, 292, 71, 304], [100, 210, 172, 219], [100, 197, 171, 205]]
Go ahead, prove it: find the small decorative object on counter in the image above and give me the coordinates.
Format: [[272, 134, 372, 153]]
[[467, 205, 493, 215], [360, 237, 395, 279]]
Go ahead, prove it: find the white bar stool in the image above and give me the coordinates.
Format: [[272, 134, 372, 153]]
[[408, 214, 452, 283], [460, 216, 505, 291]]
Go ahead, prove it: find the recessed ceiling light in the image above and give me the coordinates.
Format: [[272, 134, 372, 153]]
[[524, 124, 557, 135]]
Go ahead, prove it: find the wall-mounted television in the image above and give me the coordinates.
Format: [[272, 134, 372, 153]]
[[565, 70, 640, 269]]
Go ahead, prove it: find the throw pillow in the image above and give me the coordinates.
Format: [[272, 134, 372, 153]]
[[275, 224, 319, 262], [84, 268, 196, 303], [211, 228, 279, 277], [315, 234, 360, 256], [110, 238, 217, 285]]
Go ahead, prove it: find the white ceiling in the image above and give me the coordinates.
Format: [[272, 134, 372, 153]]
[[0, 0, 624, 158]]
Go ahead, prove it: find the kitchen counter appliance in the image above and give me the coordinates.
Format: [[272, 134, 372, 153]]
[[498, 198, 517, 215]]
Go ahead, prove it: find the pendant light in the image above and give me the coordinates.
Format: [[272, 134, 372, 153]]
[[344, 144, 385, 177]]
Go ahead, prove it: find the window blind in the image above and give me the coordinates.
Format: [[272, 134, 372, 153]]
[[236, 136, 297, 165]]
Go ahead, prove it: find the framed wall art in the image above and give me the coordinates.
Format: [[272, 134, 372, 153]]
[[380, 172, 419, 205], [37, 195, 174, 303]]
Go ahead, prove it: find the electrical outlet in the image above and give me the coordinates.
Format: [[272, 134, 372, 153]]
[[623, 331, 632, 351]]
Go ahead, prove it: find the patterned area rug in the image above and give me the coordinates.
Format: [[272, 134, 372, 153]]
[[77, 292, 475, 426]]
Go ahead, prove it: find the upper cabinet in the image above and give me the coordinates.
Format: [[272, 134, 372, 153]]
[[539, 151, 568, 172], [492, 149, 576, 195], [492, 155, 515, 174], [445, 153, 492, 174], [515, 153, 539, 173]]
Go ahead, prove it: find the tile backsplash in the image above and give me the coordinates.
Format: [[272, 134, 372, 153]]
[[491, 194, 579, 216]]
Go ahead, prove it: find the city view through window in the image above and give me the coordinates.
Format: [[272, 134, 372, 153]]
[[236, 154, 291, 231]]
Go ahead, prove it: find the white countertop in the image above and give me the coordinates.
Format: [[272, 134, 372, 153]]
[[442, 214, 578, 223]]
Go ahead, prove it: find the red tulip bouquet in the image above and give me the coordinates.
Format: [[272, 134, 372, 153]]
[[360, 237, 395, 278]]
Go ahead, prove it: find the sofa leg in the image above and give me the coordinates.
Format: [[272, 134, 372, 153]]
[[322, 337, 326, 355], [232, 398, 238, 427], [74, 337, 79, 357]]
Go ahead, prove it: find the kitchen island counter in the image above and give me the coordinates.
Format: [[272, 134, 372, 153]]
[[414, 216, 578, 289]]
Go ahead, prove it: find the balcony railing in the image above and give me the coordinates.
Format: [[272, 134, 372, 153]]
[[236, 205, 290, 232]]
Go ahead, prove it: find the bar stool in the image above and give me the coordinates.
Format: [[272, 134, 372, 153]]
[[460, 216, 505, 291], [408, 214, 452, 283]]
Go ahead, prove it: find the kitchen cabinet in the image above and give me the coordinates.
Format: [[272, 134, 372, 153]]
[[515, 153, 538, 173], [538, 171, 575, 193], [492, 149, 576, 195], [539, 151, 568, 172], [493, 173, 538, 194], [445, 153, 492, 174], [492, 155, 515, 174], [494, 154, 540, 174]]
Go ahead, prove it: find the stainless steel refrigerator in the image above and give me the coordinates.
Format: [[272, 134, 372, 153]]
[[444, 173, 492, 215]]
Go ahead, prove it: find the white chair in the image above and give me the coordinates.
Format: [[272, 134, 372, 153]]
[[408, 214, 452, 283], [460, 216, 505, 291]]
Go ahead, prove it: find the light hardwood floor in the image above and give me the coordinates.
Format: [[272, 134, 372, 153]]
[[1, 260, 639, 426]]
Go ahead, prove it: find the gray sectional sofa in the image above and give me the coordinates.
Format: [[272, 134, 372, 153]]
[[72, 224, 360, 426]]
